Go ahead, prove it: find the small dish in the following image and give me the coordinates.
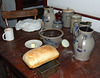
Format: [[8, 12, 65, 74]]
[[25, 39, 42, 48]]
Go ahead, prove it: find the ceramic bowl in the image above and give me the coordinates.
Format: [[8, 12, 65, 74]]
[[39, 28, 64, 48]]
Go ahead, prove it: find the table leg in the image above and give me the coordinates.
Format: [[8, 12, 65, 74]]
[[1, 59, 14, 78], [5, 65, 14, 78]]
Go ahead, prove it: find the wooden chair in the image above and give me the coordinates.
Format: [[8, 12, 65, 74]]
[[1, 9, 38, 27]]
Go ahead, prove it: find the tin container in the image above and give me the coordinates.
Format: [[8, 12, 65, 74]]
[[34, 60, 60, 78], [70, 14, 82, 33], [62, 8, 74, 28]]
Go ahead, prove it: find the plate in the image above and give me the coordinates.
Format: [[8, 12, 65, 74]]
[[25, 39, 42, 48], [22, 25, 41, 32], [61, 39, 70, 47]]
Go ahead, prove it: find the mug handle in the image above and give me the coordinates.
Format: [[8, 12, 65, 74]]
[[2, 33, 6, 40]]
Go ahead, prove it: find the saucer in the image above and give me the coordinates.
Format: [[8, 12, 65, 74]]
[[25, 39, 42, 48]]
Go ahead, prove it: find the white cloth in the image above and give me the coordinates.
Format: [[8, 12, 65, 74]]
[[15, 19, 42, 32]]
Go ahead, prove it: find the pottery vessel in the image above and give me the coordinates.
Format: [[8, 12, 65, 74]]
[[72, 21, 91, 39], [62, 9, 74, 28], [70, 14, 82, 33], [43, 6, 55, 29], [73, 27, 95, 61], [39, 28, 64, 48], [53, 19, 62, 29]]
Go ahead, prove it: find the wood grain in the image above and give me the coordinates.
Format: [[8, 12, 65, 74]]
[[0, 27, 100, 78]]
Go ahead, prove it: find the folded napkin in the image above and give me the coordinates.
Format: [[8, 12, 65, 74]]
[[15, 19, 42, 32]]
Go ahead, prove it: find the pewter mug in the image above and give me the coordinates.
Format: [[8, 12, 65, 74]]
[[73, 27, 95, 61]]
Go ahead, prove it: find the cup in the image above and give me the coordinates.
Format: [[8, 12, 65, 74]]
[[2, 28, 14, 41]]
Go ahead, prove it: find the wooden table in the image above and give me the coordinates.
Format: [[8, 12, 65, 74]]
[[0, 27, 100, 78]]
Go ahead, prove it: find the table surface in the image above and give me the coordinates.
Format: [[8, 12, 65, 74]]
[[0, 27, 100, 78]]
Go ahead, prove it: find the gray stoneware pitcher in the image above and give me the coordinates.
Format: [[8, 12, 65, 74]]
[[72, 21, 91, 39], [73, 27, 95, 61], [43, 6, 55, 29]]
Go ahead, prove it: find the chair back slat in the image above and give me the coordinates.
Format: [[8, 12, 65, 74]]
[[1, 9, 38, 27], [2, 9, 38, 19]]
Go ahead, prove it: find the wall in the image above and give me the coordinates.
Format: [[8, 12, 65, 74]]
[[47, 0, 100, 33]]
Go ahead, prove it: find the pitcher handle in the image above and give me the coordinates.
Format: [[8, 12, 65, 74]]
[[73, 26, 79, 38], [77, 35, 87, 52], [73, 22, 79, 38]]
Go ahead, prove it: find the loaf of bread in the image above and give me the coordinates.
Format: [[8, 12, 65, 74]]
[[22, 45, 59, 68]]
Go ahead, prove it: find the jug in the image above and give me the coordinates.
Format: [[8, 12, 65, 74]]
[[73, 26, 95, 61], [72, 21, 91, 39], [62, 8, 74, 28], [43, 6, 55, 29]]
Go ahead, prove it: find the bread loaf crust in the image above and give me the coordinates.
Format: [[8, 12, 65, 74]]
[[23, 45, 59, 68]]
